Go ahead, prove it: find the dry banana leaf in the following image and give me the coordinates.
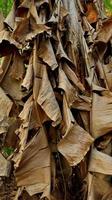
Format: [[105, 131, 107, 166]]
[[37, 66, 62, 126], [15, 127, 51, 198], [58, 97, 94, 166], [0, 153, 11, 177], [0, 0, 111, 199], [92, 91, 112, 138], [89, 148, 112, 175]]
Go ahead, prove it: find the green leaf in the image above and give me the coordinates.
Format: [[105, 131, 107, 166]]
[[2, 147, 14, 157], [104, 0, 112, 12]]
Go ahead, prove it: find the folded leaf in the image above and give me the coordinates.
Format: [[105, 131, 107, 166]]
[[39, 39, 58, 70], [37, 66, 62, 126], [0, 153, 11, 177], [63, 63, 85, 91], [58, 67, 76, 106], [0, 87, 13, 121], [15, 127, 51, 199], [58, 123, 94, 166], [92, 91, 112, 138], [21, 53, 33, 90], [89, 148, 112, 175], [58, 97, 93, 166]]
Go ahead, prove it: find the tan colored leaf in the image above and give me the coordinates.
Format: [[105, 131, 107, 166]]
[[94, 18, 112, 58], [63, 63, 85, 91], [29, 0, 42, 24], [58, 97, 93, 166], [37, 66, 62, 126], [4, 2, 15, 29], [56, 36, 75, 67], [0, 118, 11, 135], [92, 91, 112, 138], [0, 153, 11, 177], [96, 18, 112, 44], [1, 55, 24, 101], [0, 30, 20, 56], [72, 95, 91, 111], [13, 96, 33, 168], [5, 117, 19, 148], [48, 0, 60, 23], [89, 148, 112, 175], [18, 0, 31, 9], [80, 111, 90, 132], [87, 172, 111, 200], [15, 127, 51, 198], [38, 39, 58, 70], [0, 87, 13, 121], [13, 17, 51, 44], [102, 189, 112, 200], [21, 53, 33, 90], [61, 95, 74, 136], [10, 51, 25, 80], [103, 63, 112, 91], [35, 0, 49, 8], [0, 55, 12, 82], [58, 67, 76, 106], [0, 12, 4, 32], [59, 6, 69, 31], [33, 40, 43, 100], [58, 123, 94, 166], [19, 95, 33, 121]]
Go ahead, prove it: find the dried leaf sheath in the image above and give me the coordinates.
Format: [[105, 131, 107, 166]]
[[0, 0, 111, 200]]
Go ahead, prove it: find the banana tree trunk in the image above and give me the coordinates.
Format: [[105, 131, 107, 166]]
[[0, 0, 111, 200]]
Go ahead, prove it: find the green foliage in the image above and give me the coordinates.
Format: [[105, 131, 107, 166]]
[[0, 0, 13, 17], [104, 0, 112, 15], [2, 147, 14, 157]]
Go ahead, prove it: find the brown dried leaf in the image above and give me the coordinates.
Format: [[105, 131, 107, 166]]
[[102, 189, 112, 200], [15, 127, 51, 198], [103, 63, 112, 91], [0, 153, 11, 177], [38, 39, 58, 70], [18, 0, 31, 9], [58, 67, 76, 106], [56, 37, 75, 67], [0, 55, 12, 82], [0, 12, 4, 32], [58, 123, 94, 166], [87, 172, 111, 200], [37, 66, 62, 126], [92, 91, 112, 138], [13, 17, 51, 44], [10, 51, 25, 80], [58, 97, 93, 166], [72, 95, 91, 111], [0, 30, 20, 56], [36, 0, 49, 8], [89, 148, 112, 175], [61, 95, 74, 136], [96, 18, 112, 44], [21, 53, 33, 91], [4, 2, 15, 29], [0, 87, 13, 121], [13, 96, 33, 168], [94, 18, 112, 58], [63, 63, 85, 91], [19, 95, 33, 121], [80, 111, 90, 132]]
